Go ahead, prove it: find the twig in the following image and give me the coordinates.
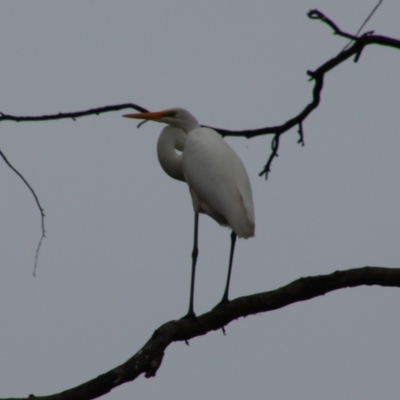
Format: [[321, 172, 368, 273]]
[[259, 134, 280, 179], [342, 0, 384, 51], [0, 103, 148, 123], [297, 122, 304, 146], [0, 149, 45, 276], [307, 10, 358, 40]]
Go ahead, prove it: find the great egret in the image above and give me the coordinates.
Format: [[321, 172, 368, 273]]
[[123, 108, 254, 318]]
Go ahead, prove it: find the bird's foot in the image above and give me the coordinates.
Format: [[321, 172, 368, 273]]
[[180, 311, 197, 320], [212, 297, 229, 311]]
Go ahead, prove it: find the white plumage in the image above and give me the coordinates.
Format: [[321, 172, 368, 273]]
[[124, 108, 255, 317], [183, 126, 254, 238]]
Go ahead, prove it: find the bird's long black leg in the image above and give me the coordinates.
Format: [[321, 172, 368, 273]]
[[218, 230, 237, 305], [182, 212, 199, 319]]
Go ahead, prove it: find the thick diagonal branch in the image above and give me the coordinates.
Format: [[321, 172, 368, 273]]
[[2, 266, 399, 400]]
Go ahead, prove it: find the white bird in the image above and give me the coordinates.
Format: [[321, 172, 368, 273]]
[[123, 108, 255, 318]]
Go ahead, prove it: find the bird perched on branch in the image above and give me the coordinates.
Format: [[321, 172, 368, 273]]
[[124, 108, 254, 318]]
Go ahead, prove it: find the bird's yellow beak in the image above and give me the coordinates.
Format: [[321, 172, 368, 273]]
[[123, 110, 170, 120]]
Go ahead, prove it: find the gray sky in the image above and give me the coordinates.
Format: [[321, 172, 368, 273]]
[[1, 1, 400, 399]]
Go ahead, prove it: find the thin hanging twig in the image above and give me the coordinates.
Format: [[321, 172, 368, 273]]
[[0, 149, 45, 276]]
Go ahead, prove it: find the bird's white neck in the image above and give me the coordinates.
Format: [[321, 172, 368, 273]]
[[157, 126, 186, 182], [171, 112, 200, 133]]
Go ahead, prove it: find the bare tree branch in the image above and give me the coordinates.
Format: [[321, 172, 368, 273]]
[[259, 133, 280, 178], [0, 103, 148, 123], [1, 10, 400, 181], [1, 266, 398, 400], [2, 12, 398, 180], [0, 149, 45, 276]]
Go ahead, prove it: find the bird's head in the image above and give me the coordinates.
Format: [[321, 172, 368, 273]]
[[123, 107, 200, 133]]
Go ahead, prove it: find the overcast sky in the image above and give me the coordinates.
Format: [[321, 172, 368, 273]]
[[1, 1, 400, 399]]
